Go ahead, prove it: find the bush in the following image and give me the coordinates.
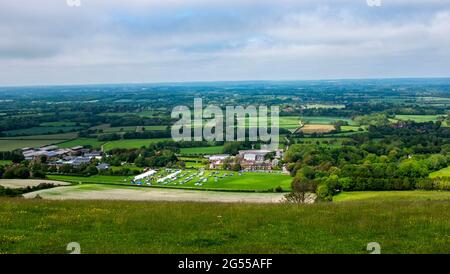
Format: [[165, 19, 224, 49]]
[[275, 186, 283, 193], [31, 170, 46, 179], [0, 183, 55, 197]]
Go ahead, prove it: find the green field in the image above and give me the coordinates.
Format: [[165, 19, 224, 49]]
[[429, 166, 450, 178], [99, 115, 360, 133], [142, 125, 168, 131], [0, 140, 62, 151], [184, 161, 206, 168], [3, 126, 82, 136], [300, 116, 356, 125], [48, 171, 292, 192], [178, 157, 207, 168], [277, 116, 356, 132], [333, 191, 450, 202], [180, 146, 224, 155], [0, 132, 78, 151], [58, 138, 105, 149], [0, 132, 77, 140], [226, 117, 292, 131], [394, 115, 445, 123], [278, 116, 302, 131], [102, 126, 138, 133], [0, 198, 448, 253], [340, 125, 364, 132], [103, 138, 171, 151], [40, 122, 89, 127]]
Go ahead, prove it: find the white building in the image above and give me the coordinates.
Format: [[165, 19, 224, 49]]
[[238, 149, 271, 163], [205, 154, 230, 161]]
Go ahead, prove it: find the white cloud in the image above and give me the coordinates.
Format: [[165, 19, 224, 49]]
[[0, 0, 449, 85]]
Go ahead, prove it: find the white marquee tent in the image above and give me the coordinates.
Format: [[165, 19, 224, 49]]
[[133, 170, 157, 181]]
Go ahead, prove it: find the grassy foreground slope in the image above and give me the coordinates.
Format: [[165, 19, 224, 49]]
[[0, 198, 448, 254]]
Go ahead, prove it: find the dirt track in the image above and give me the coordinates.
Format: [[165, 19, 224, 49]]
[[23, 184, 286, 203], [0, 179, 70, 189]]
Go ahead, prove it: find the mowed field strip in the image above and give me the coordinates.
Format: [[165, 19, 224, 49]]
[[0, 133, 78, 151], [23, 184, 285, 203]]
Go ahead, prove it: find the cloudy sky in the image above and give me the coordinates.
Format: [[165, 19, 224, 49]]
[[1, 0, 450, 86]]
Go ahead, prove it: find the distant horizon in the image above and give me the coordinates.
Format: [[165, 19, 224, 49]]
[[2, 76, 450, 89]]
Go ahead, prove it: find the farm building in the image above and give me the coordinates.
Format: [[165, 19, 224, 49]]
[[71, 146, 83, 151], [205, 154, 230, 169], [63, 156, 92, 166], [84, 151, 102, 159], [238, 150, 271, 162], [237, 149, 280, 171], [23, 146, 73, 160]]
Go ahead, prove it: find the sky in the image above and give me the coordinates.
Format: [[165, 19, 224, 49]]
[[1, 0, 450, 86]]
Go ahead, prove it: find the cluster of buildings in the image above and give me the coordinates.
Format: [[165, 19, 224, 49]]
[[205, 149, 284, 171], [22, 145, 108, 169], [207, 154, 230, 169], [22, 145, 77, 160]]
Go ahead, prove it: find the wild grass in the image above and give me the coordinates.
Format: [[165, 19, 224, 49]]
[[0, 198, 448, 254], [333, 190, 450, 202]]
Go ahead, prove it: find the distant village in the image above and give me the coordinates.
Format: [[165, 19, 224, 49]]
[[20, 145, 286, 175]]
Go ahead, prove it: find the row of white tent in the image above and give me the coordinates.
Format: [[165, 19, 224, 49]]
[[133, 169, 244, 187], [157, 170, 182, 183], [133, 170, 157, 182]]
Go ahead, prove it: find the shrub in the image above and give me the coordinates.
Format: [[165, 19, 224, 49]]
[[316, 184, 333, 202]]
